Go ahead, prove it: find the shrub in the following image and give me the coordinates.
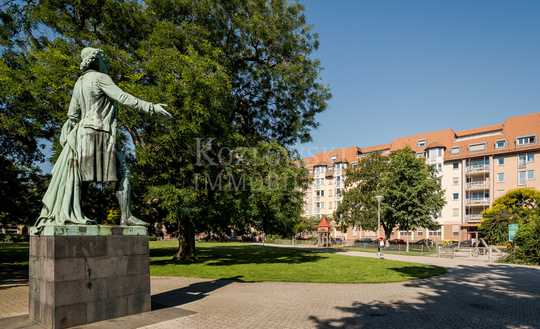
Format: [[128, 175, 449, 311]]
[[512, 214, 540, 265], [479, 188, 540, 244]]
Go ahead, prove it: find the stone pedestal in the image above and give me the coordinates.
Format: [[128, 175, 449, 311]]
[[29, 225, 150, 329]]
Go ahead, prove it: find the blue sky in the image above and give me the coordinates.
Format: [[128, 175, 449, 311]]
[[297, 0, 540, 157]]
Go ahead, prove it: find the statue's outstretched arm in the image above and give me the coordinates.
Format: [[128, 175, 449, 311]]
[[98, 73, 155, 113]]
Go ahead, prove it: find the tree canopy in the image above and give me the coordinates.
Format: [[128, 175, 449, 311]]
[[0, 0, 330, 257], [337, 148, 445, 239], [479, 188, 540, 245]]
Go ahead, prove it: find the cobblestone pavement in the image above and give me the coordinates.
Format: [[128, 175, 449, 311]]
[[1, 254, 540, 329]]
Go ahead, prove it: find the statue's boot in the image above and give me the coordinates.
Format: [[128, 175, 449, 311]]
[[116, 179, 149, 227]]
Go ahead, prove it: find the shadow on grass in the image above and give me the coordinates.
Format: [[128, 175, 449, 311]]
[[309, 264, 540, 328], [389, 265, 447, 279], [150, 244, 329, 266], [152, 276, 243, 310]]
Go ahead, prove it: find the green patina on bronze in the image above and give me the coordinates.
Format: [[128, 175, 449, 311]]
[[34, 48, 171, 232]]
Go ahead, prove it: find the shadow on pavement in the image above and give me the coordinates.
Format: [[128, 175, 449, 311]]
[[151, 276, 242, 310], [309, 264, 540, 329]]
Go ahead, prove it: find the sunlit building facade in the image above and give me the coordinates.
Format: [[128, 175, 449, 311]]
[[302, 112, 540, 241]]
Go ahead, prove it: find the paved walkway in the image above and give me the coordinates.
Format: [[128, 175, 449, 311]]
[[1, 253, 540, 328]]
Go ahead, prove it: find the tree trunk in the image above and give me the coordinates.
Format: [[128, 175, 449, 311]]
[[174, 218, 196, 261]]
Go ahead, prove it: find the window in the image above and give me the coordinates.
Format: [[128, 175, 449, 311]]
[[495, 140, 507, 149], [528, 170, 535, 180], [453, 162, 459, 170], [453, 193, 459, 201], [496, 157, 504, 165], [450, 147, 460, 154], [316, 190, 324, 197], [452, 177, 459, 185], [330, 156, 337, 162], [527, 153, 534, 163], [336, 188, 341, 197], [416, 152, 424, 158], [496, 173, 504, 182], [518, 171, 527, 185], [314, 165, 326, 175], [452, 208, 459, 217], [468, 143, 486, 152], [315, 202, 320, 209], [519, 153, 527, 167], [429, 229, 442, 236], [417, 231, 424, 236], [517, 135, 536, 146], [417, 139, 427, 147], [335, 162, 347, 170]]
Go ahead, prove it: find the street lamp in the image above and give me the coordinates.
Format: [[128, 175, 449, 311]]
[[375, 195, 384, 259], [375, 195, 384, 238]]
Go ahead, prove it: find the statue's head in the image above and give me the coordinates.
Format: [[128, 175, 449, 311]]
[[80, 47, 108, 73]]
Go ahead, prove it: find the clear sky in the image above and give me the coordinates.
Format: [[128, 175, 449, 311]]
[[297, 0, 540, 157]]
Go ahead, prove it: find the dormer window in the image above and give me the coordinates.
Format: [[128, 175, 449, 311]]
[[517, 135, 536, 146], [495, 140, 506, 149], [450, 147, 460, 154], [468, 143, 486, 152], [417, 139, 427, 147]]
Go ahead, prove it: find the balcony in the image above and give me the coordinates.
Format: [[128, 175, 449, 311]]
[[466, 180, 489, 190], [465, 214, 482, 222], [465, 198, 490, 206], [465, 164, 490, 175]]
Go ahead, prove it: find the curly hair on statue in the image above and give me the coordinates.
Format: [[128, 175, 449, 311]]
[[80, 47, 106, 72]]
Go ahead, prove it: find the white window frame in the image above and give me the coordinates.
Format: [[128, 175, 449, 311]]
[[417, 139, 427, 147], [528, 170, 535, 181], [516, 135, 536, 146], [495, 140, 507, 149], [518, 171, 527, 185], [468, 143, 487, 152], [496, 173, 504, 182]]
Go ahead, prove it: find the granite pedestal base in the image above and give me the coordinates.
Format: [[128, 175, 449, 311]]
[[29, 225, 150, 329]]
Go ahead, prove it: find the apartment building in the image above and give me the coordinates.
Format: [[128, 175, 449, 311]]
[[302, 112, 540, 242]]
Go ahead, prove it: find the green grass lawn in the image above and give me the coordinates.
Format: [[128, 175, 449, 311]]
[[150, 241, 446, 283], [0, 242, 29, 284], [0, 240, 446, 284]]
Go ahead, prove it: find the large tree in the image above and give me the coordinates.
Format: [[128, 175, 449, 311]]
[[479, 188, 540, 245], [1, 0, 329, 258], [336, 153, 387, 233], [337, 148, 445, 239]]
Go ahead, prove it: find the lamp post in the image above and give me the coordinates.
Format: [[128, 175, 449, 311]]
[[375, 195, 384, 259], [375, 195, 384, 238]]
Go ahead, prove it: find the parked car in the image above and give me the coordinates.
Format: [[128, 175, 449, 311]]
[[414, 239, 435, 247], [388, 239, 406, 245], [458, 239, 479, 248]]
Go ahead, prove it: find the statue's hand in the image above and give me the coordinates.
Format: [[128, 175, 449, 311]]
[[154, 104, 172, 118]]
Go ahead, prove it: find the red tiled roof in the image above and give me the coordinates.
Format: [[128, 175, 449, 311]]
[[302, 112, 540, 165]]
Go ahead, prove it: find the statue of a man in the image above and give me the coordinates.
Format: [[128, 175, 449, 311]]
[[35, 47, 171, 229]]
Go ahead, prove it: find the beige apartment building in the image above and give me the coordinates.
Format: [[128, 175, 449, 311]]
[[303, 112, 540, 242]]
